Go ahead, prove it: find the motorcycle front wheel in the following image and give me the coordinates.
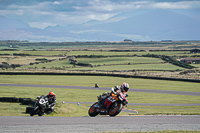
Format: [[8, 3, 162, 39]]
[[109, 102, 123, 117], [88, 102, 99, 117]]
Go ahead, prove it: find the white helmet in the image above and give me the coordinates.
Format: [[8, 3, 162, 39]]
[[121, 82, 129, 92]]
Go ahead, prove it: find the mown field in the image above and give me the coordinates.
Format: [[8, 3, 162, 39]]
[[0, 50, 195, 71], [104, 131, 200, 133], [0, 41, 200, 117], [1, 48, 199, 79], [0, 75, 199, 116]]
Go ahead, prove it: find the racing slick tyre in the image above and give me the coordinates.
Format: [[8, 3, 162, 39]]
[[38, 112, 43, 116], [88, 102, 99, 117], [109, 102, 123, 117]]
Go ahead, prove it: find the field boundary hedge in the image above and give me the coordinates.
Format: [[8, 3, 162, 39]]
[[0, 71, 200, 83]]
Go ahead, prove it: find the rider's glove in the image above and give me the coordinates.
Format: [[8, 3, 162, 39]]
[[123, 100, 128, 105], [114, 85, 120, 91]]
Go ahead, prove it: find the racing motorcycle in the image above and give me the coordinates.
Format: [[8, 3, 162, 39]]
[[88, 92, 128, 117], [30, 95, 50, 116]]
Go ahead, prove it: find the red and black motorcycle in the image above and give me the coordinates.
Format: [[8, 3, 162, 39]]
[[88, 92, 128, 117]]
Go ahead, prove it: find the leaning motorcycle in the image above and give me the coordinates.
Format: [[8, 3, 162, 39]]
[[30, 95, 50, 116], [88, 92, 128, 117]]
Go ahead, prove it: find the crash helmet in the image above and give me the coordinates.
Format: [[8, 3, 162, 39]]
[[120, 82, 129, 92], [48, 91, 55, 98]]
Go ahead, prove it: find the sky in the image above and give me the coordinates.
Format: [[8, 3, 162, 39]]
[[0, 0, 200, 29]]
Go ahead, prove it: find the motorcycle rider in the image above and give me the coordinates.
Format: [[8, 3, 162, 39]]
[[45, 91, 56, 113], [110, 82, 129, 97], [98, 82, 129, 113]]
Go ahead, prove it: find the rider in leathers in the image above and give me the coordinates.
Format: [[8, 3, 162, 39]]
[[45, 91, 56, 112], [98, 82, 129, 113], [110, 83, 129, 97]]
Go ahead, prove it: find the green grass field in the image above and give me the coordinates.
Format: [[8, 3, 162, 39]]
[[21, 50, 68, 56], [69, 63, 184, 71], [18, 56, 184, 71], [0, 50, 198, 75], [68, 50, 191, 57], [0, 56, 62, 66], [0, 75, 199, 116], [76, 57, 163, 64], [104, 131, 200, 133], [1, 85, 199, 116], [21, 59, 71, 68], [0, 47, 200, 117], [0, 75, 200, 92], [0, 50, 192, 57]]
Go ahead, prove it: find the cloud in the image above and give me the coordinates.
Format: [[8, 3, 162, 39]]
[[0, 0, 200, 29], [28, 22, 57, 29], [53, 1, 62, 5], [70, 29, 107, 34], [77, 0, 200, 12], [151, 1, 200, 9]]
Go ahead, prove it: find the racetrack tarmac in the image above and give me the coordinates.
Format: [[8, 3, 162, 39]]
[[1, 83, 200, 106], [0, 115, 200, 133], [1, 84, 200, 132], [1, 83, 200, 96]]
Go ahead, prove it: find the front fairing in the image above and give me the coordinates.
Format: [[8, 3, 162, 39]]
[[36, 97, 48, 112]]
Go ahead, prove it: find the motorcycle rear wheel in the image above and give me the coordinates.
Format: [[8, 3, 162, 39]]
[[38, 112, 43, 116], [88, 102, 99, 117], [30, 106, 39, 116], [109, 102, 123, 117]]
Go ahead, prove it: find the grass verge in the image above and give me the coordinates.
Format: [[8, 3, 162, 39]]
[[103, 131, 200, 133], [0, 86, 199, 116], [0, 75, 200, 92]]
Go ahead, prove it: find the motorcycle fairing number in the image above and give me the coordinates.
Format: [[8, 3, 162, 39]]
[[39, 99, 46, 104], [107, 96, 115, 102], [104, 96, 116, 108]]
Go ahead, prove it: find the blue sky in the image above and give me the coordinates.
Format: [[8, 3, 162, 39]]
[[0, 0, 200, 29]]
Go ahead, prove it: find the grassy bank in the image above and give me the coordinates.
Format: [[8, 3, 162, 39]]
[[0, 75, 199, 92], [0, 75, 199, 116], [105, 131, 200, 133]]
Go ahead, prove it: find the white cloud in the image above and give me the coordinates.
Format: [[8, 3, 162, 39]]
[[70, 29, 106, 34], [0, 0, 200, 29], [53, 1, 62, 5], [79, 0, 200, 12], [28, 22, 57, 29], [151, 1, 200, 9]]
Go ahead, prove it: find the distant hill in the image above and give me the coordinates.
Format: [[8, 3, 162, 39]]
[[44, 9, 200, 41], [94, 9, 200, 40], [0, 9, 200, 41], [0, 15, 30, 30]]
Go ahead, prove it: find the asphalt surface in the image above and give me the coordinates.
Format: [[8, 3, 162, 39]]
[[1, 83, 200, 107], [1, 83, 200, 96], [1, 83, 200, 132], [0, 115, 200, 132], [64, 101, 200, 106]]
